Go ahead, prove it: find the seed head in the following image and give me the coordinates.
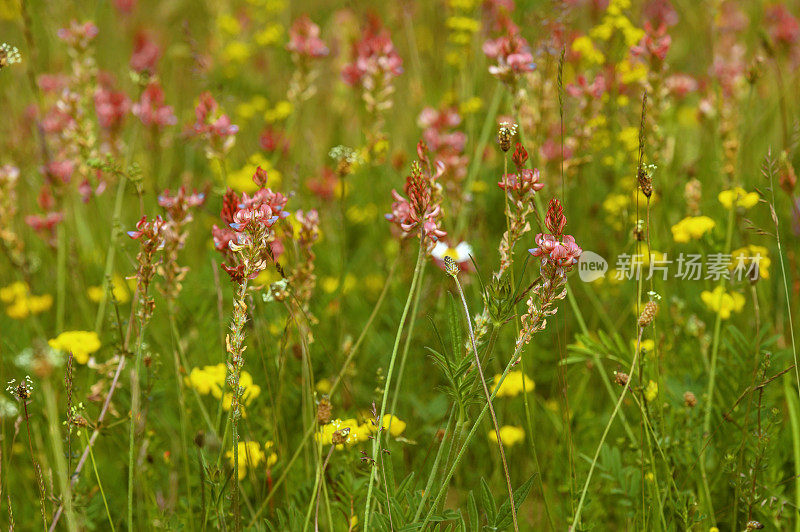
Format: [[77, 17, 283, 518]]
[[683, 391, 697, 408], [316, 396, 332, 425], [637, 301, 658, 328], [0, 43, 22, 69], [444, 256, 460, 277], [497, 122, 517, 152], [6, 376, 34, 400], [331, 427, 350, 445]]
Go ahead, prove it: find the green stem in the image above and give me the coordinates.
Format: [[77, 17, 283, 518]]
[[83, 431, 114, 531], [127, 322, 149, 530], [421, 342, 525, 529], [388, 262, 427, 422], [412, 409, 456, 523], [699, 204, 735, 526], [363, 238, 426, 529], [570, 327, 645, 531], [452, 274, 518, 531], [247, 257, 399, 528]]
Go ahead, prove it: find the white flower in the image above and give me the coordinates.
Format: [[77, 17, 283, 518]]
[[431, 241, 473, 264], [0, 43, 22, 67]]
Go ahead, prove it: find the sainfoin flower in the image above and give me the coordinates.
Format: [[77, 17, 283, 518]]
[[132, 82, 176, 128], [341, 23, 403, 88], [212, 168, 288, 282], [529, 233, 582, 267], [385, 161, 446, 247], [286, 15, 328, 58], [483, 32, 535, 82]]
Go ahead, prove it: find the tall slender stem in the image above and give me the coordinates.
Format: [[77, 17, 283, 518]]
[[451, 272, 518, 531], [363, 237, 425, 529], [571, 327, 645, 530]]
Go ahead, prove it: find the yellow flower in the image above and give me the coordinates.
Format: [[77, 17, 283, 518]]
[[571, 36, 604, 64], [264, 100, 292, 123], [316, 418, 372, 449], [217, 14, 241, 35], [380, 415, 406, 437], [492, 371, 534, 398], [364, 274, 384, 294], [0, 281, 27, 303], [226, 441, 266, 479], [618, 126, 639, 154], [221, 41, 251, 64], [184, 364, 226, 396], [346, 203, 379, 224], [48, 331, 101, 364], [618, 58, 648, 84], [87, 275, 131, 304], [718, 187, 758, 209], [225, 153, 282, 193], [488, 425, 525, 447], [671, 216, 716, 243], [255, 23, 283, 47], [446, 16, 480, 33], [701, 286, 745, 320], [316, 378, 331, 394], [470, 180, 488, 194], [235, 95, 268, 121], [321, 275, 356, 294], [253, 267, 281, 287], [264, 441, 278, 467], [459, 97, 483, 115], [632, 339, 655, 352], [731, 245, 771, 280], [644, 380, 658, 402], [6, 293, 53, 319]]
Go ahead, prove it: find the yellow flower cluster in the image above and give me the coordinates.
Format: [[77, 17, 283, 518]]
[[718, 187, 758, 210], [184, 363, 261, 412], [87, 274, 131, 304], [225, 153, 282, 193], [459, 96, 483, 115], [48, 331, 102, 364], [644, 380, 658, 402], [317, 415, 406, 449], [700, 286, 745, 319], [572, 36, 604, 64], [1, 282, 53, 320], [671, 216, 716, 243], [492, 371, 534, 398], [225, 440, 278, 480], [445, 0, 479, 66], [590, 0, 645, 48], [345, 203, 379, 224], [730, 245, 771, 279], [487, 425, 525, 447]]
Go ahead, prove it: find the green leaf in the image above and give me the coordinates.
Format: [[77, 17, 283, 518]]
[[479, 478, 496, 524]]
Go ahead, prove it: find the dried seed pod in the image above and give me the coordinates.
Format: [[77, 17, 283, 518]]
[[316, 396, 332, 425], [638, 301, 659, 328], [331, 427, 350, 445], [683, 391, 697, 408]]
